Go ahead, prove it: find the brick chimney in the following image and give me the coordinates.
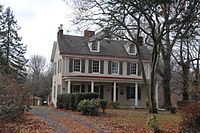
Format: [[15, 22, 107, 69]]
[[57, 24, 63, 42], [84, 30, 95, 39]]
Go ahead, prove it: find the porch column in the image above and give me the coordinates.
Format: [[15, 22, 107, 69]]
[[67, 79, 71, 93], [91, 81, 94, 93], [155, 82, 159, 109], [113, 82, 116, 101], [135, 83, 138, 108]]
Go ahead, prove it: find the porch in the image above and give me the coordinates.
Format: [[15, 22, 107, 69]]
[[61, 76, 148, 108]]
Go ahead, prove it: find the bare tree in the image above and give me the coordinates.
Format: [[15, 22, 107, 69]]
[[27, 55, 49, 104], [69, 0, 200, 113]]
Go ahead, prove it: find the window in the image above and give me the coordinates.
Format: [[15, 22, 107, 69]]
[[72, 85, 81, 93], [88, 41, 100, 52], [129, 45, 136, 54], [112, 62, 119, 74], [92, 60, 100, 73], [130, 86, 135, 99], [94, 86, 100, 93], [92, 42, 98, 51], [58, 59, 62, 73], [130, 63, 137, 75], [73, 59, 81, 72]]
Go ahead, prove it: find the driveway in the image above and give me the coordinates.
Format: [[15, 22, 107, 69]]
[[30, 106, 106, 133]]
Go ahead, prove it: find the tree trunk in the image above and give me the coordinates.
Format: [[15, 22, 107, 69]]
[[162, 59, 172, 108], [182, 65, 189, 101]]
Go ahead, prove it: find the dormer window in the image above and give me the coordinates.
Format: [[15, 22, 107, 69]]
[[92, 42, 98, 51], [88, 41, 100, 52], [129, 44, 136, 54]]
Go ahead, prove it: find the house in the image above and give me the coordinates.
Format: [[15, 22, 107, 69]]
[[50, 25, 151, 108]]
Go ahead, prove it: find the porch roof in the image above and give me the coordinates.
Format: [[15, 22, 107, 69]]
[[63, 75, 144, 83]]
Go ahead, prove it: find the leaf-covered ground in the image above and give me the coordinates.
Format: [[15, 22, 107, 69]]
[[1, 107, 181, 133], [0, 112, 53, 133], [75, 109, 181, 132]]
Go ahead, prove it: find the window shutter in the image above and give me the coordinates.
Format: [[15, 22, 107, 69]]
[[69, 59, 73, 72], [138, 63, 141, 76], [100, 85, 104, 99], [138, 84, 141, 100], [81, 59, 85, 73], [88, 85, 91, 92], [119, 62, 123, 75], [89, 60, 92, 73], [126, 86, 130, 99], [100, 60, 104, 74], [70, 84, 73, 93], [108, 61, 111, 74], [127, 62, 130, 75], [81, 85, 85, 92]]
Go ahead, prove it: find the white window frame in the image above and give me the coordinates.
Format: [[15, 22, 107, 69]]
[[72, 84, 81, 93], [128, 44, 136, 55], [88, 41, 100, 52], [92, 60, 100, 73], [73, 59, 81, 72], [111, 61, 119, 74], [130, 62, 138, 75]]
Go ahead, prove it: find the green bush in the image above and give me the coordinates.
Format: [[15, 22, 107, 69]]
[[99, 99, 108, 113], [108, 101, 120, 109], [57, 93, 99, 111], [180, 101, 200, 132], [77, 99, 98, 116]]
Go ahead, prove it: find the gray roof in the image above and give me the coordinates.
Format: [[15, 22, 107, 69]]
[[58, 34, 150, 60]]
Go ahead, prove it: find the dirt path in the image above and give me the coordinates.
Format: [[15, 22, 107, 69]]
[[30, 106, 106, 133]]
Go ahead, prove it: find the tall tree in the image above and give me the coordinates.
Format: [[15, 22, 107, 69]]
[[0, 7, 27, 81], [27, 55, 51, 101], [70, 0, 200, 113]]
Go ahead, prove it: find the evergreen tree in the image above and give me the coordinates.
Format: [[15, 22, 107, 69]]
[[0, 7, 27, 81]]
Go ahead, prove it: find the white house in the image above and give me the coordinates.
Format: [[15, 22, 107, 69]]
[[50, 25, 151, 108]]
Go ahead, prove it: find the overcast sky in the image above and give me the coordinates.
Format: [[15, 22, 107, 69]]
[[1, 0, 76, 62]]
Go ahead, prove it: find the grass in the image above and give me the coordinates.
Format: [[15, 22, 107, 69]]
[[78, 108, 181, 132]]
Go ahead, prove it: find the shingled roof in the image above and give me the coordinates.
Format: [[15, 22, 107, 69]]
[[56, 30, 151, 60]]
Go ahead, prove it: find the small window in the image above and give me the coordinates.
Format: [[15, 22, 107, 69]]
[[112, 62, 119, 74], [72, 85, 81, 93], [130, 86, 135, 99], [92, 42, 98, 51], [92, 60, 100, 73], [130, 63, 137, 75], [129, 45, 135, 54], [73, 59, 81, 72]]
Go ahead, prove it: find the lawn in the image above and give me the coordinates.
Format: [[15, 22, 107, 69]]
[[75, 108, 181, 132]]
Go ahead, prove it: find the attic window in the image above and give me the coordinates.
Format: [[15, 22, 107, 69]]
[[129, 45, 135, 54], [92, 42, 98, 51], [88, 41, 100, 52]]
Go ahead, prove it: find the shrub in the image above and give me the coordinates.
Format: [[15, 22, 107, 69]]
[[0, 104, 30, 121], [147, 115, 161, 133], [180, 101, 200, 132], [108, 101, 120, 109], [77, 99, 98, 116], [57, 93, 99, 111], [99, 99, 108, 113]]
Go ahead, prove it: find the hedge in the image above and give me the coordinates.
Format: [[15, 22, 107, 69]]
[[57, 93, 99, 111]]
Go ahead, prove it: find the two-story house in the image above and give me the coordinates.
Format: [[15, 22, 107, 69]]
[[50, 25, 151, 108]]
